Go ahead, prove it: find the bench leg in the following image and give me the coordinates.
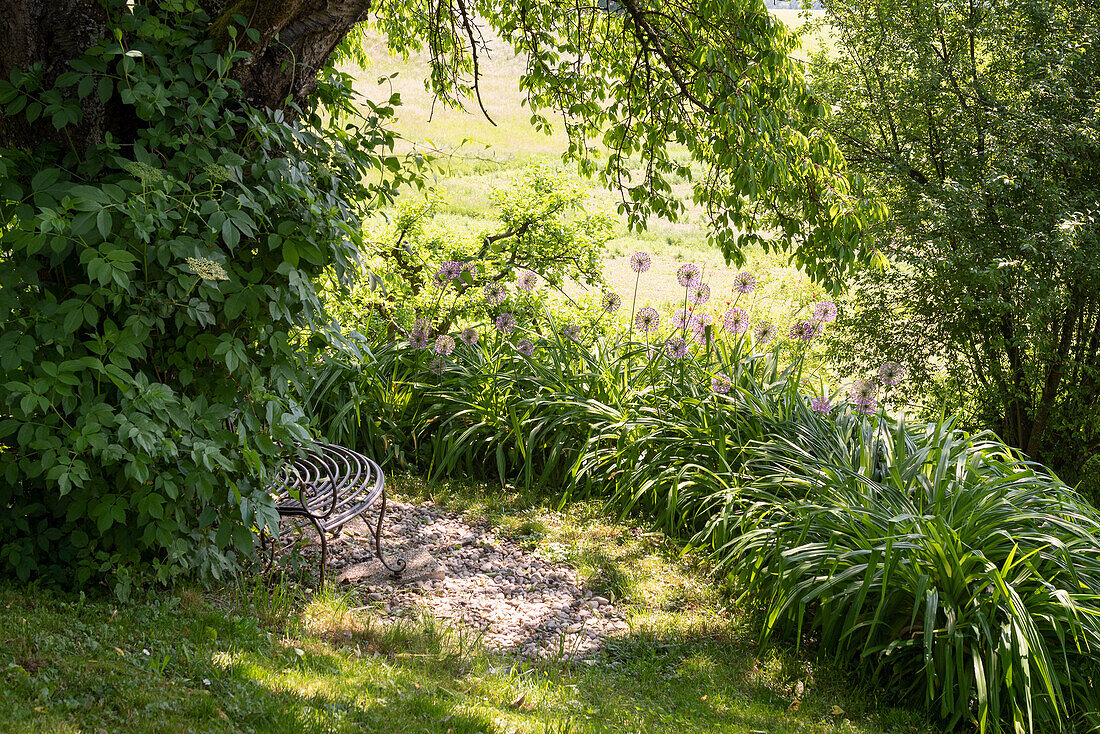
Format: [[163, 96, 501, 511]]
[[372, 490, 407, 578], [306, 514, 328, 592]]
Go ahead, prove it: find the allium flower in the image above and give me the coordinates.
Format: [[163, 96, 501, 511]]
[[811, 396, 832, 414], [858, 398, 878, 415], [629, 251, 652, 273], [184, 257, 229, 282], [437, 260, 464, 282], [666, 336, 689, 359], [431, 271, 448, 289], [712, 374, 732, 393], [672, 308, 691, 329], [754, 321, 777, 344], [429, 355, 446, 375], [878, 362, 907, 386], [688, 283, 711, 305], [601, 291, 622, 313], [732, 271, 757, 294], [516, 269, 538, 291], [692, 325, 709, 345], [635, 307, 660, 333], [789, 320, 819, 341], [495, 312, 516, 334], [691, 312, 714, 328], [561, 323, 581, 341], [848, 378, 878, 407], [676, 263, 702, 288], [723, 308, 750, 334], [434, 335, 456, 356], [413, 317, 431, 333], [517, 338, 535, 356], [813, 301, 838, 323], [409, 329, 430, 349], [458, 327, 478, 346], [484, 282, 507, 306]]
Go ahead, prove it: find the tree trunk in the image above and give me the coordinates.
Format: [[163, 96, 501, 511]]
[[0, 0, 372, 151]]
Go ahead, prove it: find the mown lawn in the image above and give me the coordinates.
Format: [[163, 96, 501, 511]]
[[2, 476, 935, 734]]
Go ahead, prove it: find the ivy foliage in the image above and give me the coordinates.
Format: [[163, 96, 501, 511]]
[[0, 1, 412, 595], [370, 0, 887, 291]]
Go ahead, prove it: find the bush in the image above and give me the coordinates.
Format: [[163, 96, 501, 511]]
[[0, 3, 409, 595]]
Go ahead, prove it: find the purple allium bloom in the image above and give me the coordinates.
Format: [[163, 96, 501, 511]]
[[858, 398, 878, 415], [517, 338, 535, 356], [429, 355, 445, 375], [688, 283, 711, 306], [629, 251, 652, 273], [813, 301, 838, 323], [635, 307, 660, 333], [723, 308, 750, 334], [484, 282, 507, 306], [561, 323, 581, 342], [438, 260, 464, 282], [666, 336, 689, 359], [672, 308, 691, 329], [712, 374, 732, 394], [431, 272, 448, 289], [691, 312, 714, 328], [409, 329, 430, 349], [811, 396, 832, 414], [692, 325, 709, 345], [676, 263, 702, 288], [732, 271, 757, 294], [495, 312, 516, 334], [848, 378, 878, 407], [434, 335, 456, 356], [789, 320, 819, 341], [754, 321, 777, 344], [516, 269, 538, 291], [413, 317, 431, 333], [601, 291, 622, 313], [878, 362, 907, 386], [458, 327, 478, 346]]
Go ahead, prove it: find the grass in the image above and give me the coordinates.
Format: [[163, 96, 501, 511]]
[[1, 475, 935, 734]]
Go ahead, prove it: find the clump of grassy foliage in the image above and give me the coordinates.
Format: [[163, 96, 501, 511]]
[[301, 285, 1100, 731]]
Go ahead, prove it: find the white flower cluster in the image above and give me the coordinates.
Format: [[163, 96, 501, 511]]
[[185, 257, 229, 282]]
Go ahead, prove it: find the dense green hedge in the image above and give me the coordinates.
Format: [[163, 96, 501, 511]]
[[0, 2, 408, 596]]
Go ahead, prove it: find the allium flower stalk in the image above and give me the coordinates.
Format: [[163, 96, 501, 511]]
[[601, 291, 622, 313], [434, 335, 456, 356], [458, 327, 478, 346], [666, 336, 689, 359], [484, 282, 507, 306], [635, 307, 660, 334], [723, 308, 750, 334], [688, 283, 711, 306], [437, 260, 464, 282], [732, 271, 757, 294], [789, 320, 819, 341], [813, 301, 838, 323], [712, 374, 732, 394], [516, 269, 538, 291], [754, 321, 777, 343], [878, 362, 907, 386], [495, 312, 516, 334], [676, 263, 702, 288], [848, 379, 878, 408]]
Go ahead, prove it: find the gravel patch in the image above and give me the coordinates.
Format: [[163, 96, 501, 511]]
[[284, 499, 630, 659]]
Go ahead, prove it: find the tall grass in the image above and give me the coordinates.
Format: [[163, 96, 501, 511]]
[[300, 328, 1100, 732]]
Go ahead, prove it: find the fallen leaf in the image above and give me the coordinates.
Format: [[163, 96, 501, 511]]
[[787, 700, 801, 712], [109, 608, 118, 621], [112, 647, 125, 656], [509, 694, 526, 709], [216, 709, 228, 720], [700, 695, 708, 701], [830, 705, 845, 716]]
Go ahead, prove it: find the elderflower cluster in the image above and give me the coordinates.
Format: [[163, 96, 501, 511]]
[[185, 257, 230, 281]]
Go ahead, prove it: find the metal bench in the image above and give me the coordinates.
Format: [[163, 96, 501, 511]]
[[264, 442, 406, 589]]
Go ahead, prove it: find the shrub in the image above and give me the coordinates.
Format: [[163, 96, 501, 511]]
[[0, 3, 410, 594]]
